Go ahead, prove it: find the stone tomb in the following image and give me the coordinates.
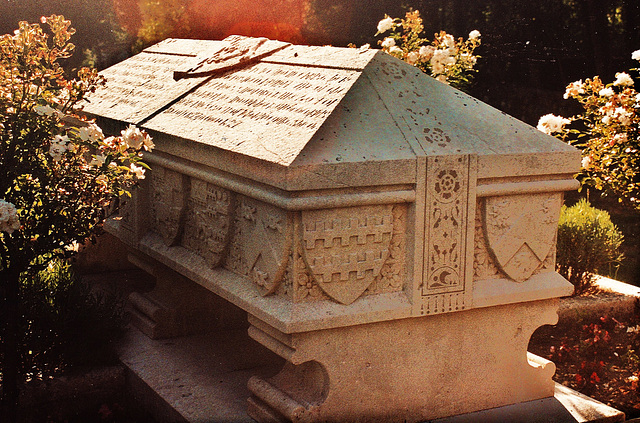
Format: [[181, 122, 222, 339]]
[[84, 36, 581, 422]]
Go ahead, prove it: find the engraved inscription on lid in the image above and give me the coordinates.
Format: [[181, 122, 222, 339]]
[[144, 61, 362, 165]]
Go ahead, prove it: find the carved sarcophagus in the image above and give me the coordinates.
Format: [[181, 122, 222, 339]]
[[84, 36, 579, 422]]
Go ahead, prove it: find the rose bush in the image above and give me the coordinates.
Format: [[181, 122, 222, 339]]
[[0, 16, 152, 419], [374, 10, 481, 91], [538, 51, 640, 210]]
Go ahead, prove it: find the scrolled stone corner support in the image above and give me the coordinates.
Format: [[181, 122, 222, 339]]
[[246, 298, 561, 423]]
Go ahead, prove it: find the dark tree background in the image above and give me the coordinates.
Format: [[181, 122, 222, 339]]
[[2, 0, 639, 283], [2, 0, 639, 125]]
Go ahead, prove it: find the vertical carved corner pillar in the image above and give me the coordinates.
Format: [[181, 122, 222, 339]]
[[127, 253, 246, 339], [413, 154, 477, 316], [246, 298, 559, 423]]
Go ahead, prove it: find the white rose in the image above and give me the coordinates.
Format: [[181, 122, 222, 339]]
[[468, 30, 481, 40], [581, 156, 591, 169], [89, 154, 107, 167], [537, 114, 570, 135], [121, 125, 153, 151], [121, 125, 144, 149], [419, 45, 435, 60], [599, 87, 615, 97], [377, 17, 394, 34], [632, 50, 640, 61], [614, 72, 634, 87], [381, 37, 396, 49], [406, 51, 420, 65], [564, 80, 585, 99], [389, 46, 403, 56], [78, 123, 104, 142], [442, 34, 455, 49], [461, 53, 477, 66], [0, 199, 20, 234], [48, 134, 70, 161], [130, 163, 146, 179]]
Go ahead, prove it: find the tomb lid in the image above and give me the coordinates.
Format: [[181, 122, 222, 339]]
[[83, 36, 579, 191]]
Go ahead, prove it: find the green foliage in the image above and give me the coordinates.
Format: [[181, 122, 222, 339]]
[[134, 0, 191, 52], [0, 18, 152, 414], [542, 59, 640, 211], [17, 259, 125, 380], [0, 15, 153, 273], [556, 199, 624, 294]]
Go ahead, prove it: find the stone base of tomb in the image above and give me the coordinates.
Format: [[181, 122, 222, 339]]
[[246, 299, 561, 423], [126, 252, 247, 339], [114, 318, 624, 423]]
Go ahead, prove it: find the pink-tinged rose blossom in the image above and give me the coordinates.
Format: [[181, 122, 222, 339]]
[[0, 199, 20, 234]]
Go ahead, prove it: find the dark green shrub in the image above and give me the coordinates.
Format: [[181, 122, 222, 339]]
[[7, 259, 126, 382], [556, 199, 624, 295]]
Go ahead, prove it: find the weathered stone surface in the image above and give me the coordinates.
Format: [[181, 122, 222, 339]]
[[86, 35, 582, 422]]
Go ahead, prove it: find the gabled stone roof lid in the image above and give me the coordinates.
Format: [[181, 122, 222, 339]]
[[84, 36, 380, 166], [84, 35, 577, 175]]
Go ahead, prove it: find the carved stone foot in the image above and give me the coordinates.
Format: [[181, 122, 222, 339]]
[[247, 299, 559, 422], [127, 253, 246, 339]]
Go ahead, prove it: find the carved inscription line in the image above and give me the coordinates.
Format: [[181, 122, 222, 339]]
[[162, 63, 356, 130]]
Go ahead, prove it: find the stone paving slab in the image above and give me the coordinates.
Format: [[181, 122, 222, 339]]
[[427, 383, 624, 423], [116, 325, 285, 423]]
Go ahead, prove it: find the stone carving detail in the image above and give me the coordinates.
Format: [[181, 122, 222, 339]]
[[149, 166, 188, 246], [301, 205, 393, 305], [422, 156, 470, 296], [473, 201, 501, 280], [419, 292, 466, 316], [117, 192, 135, 231], [483, 193, 562, 282], [367, 204, 406, 294], [182, 179, 233, 268], [423, 127, 452, 148], [226, 196, 292, 296], [294, 243, 327, 302]]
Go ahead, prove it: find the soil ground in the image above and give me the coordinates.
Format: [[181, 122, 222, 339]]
[[529, 302, 640, 419]]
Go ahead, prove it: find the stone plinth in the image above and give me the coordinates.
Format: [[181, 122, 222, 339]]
[[84, 35, 579, 422]]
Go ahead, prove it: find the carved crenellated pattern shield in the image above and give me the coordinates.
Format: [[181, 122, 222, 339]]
[[301, 205, 393, 305]]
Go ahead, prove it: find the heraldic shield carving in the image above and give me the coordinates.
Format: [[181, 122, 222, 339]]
[[182, 179, 233, 269], [301, 205, 393, 305], [483, 193, 562, 282], [150, 166, 189, 246]]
